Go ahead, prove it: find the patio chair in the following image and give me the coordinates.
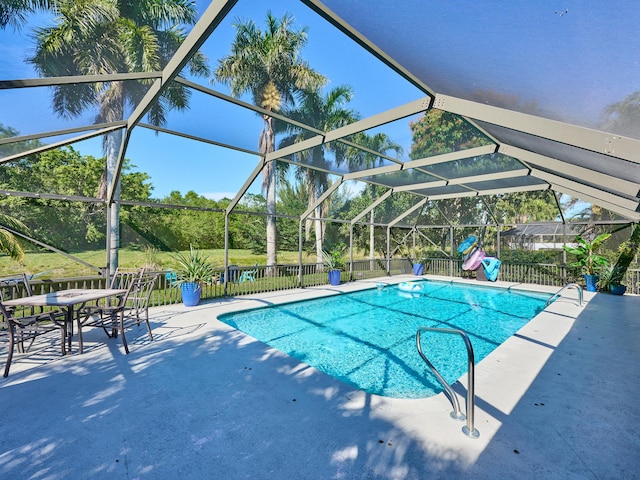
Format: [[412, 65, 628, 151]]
[[109, 267, 145, 290], [76, 267, 144, 328], [0, 273, 35, 314], [0, 301, 66, 377], [118, 273, 159, 354], [77, 273, 158, 354], [165, 271, 178, 287], [77, 277, 136, 354], [0, 273, 49, 351], [238, 263, 258, 283]]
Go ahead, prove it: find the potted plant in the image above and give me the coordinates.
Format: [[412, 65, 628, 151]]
[[562, 232, 611, 292], [605, 224, 640, 295], [596, 263, 626, 294], [171, 246, 217, 306], [322, 244, 345, 286], [412, 247, 426, 276]]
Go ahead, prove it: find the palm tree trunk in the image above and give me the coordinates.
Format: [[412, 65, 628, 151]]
[[315, 204, 323, 265], [370, 209, 375, 271], [263, 115, 277, 269], [105, 129, 122, 275]]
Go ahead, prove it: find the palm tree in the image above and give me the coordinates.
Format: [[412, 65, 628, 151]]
[[0, 213, 30, 263], [28, 0, 209, 273], [0, 0, 55, 29], [277, 85, 359, 263], [214, 12, 325, 267]]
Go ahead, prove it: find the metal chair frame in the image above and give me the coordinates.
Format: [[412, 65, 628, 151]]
[[119, 274, 159, 353], [1, 302, 66, 377], [77, 271, 158, 354]]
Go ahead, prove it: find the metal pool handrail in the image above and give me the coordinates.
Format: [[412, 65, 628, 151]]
[[546, 283, 583, 307], [416, 326, 479, 439]]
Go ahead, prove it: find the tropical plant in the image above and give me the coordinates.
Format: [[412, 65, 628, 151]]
[[28, 0, 209, 274], [277, 85, 359, 263], [214, 12, 326, 268], [596, 263, 624, 291], [0, 212, 30, 263], [321, 243, 346, 271], [170, 246, 216, 286], [610, 223, 640, 284], [562, 232, 611, 275]]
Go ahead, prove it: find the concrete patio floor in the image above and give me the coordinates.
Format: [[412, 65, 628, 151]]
[[1, 276, 639, 479]]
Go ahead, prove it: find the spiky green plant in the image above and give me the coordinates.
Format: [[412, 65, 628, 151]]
[[170, 246, 216, 285], [321, 244, 346, 271]]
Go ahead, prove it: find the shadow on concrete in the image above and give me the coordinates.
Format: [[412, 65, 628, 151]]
[[0, 314, 475, 480]]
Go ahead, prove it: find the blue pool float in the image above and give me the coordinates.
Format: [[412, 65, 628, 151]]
[[481, 257, 501, 281], [398, 281, 426, 294], [457, 235, 477, 254]]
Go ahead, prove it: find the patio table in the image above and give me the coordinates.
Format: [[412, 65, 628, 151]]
[[3, 288, 126, 355]]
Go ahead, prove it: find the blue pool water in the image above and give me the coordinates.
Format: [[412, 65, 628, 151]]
[[219, 281, 552, 398]]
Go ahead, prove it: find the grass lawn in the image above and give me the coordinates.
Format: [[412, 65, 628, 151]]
[[0, 247, 319, 279]]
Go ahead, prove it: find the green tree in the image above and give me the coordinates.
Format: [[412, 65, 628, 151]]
[[28, 0, 209, 273], [0, 145, 152, 251], [156, 191, 222, 250], [493, 191, 559, 224], [410, 109, 490, 159], [277, 85, 358, 263], [214, 11, 325, 267]]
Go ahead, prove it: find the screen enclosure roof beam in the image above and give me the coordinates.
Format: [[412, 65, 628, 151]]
[[266, 97, 431, 162], [530, 169, 640, 213], [435, 94, 640, 164], [499, 145, 640, 198]]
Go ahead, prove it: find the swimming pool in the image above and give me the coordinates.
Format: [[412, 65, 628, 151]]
[[219, 281, 552, 398]]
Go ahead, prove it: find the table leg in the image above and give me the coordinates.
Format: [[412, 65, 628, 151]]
[[65, 307, 74, 355]]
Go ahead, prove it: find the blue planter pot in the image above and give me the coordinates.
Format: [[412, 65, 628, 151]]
[[609, 284, 626, 295], [584, 274, 599, 292], [181, 282, 202, 306], [413, 263, 424, 276], [328, 269, 341, 286]]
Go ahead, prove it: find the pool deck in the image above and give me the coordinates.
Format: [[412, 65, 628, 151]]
[[1, 275, 639, 479]]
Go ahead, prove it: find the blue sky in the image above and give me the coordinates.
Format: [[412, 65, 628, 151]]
[[2, 0, 636, 216], [0, 0, 425, 201]]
